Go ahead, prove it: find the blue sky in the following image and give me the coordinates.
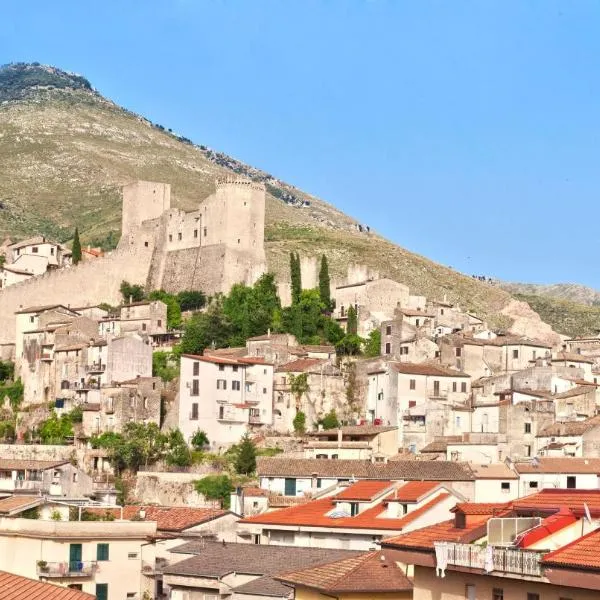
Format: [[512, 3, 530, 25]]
[[1, 1, 599, 287]]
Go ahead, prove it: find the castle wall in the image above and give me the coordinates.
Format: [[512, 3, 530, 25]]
[[0, 245, 153, 345], [122, 181, 171, 234]]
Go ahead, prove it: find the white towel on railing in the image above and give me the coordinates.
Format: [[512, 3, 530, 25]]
[[434, 542, 448, 577], [484, 545, 494, 573]]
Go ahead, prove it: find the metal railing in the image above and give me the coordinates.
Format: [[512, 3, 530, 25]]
[[37, 560, 98, 577], [86, 363, 106, 373], [248, 415, 262, 424], [434, 542, 542, 577]]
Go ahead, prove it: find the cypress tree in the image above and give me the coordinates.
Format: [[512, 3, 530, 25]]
[[290, 252, 302, 305], [347, 305, 358, 335], [72, 227, 82, 265], [318, 254, 331, 309], [235, 433, 257, 475]]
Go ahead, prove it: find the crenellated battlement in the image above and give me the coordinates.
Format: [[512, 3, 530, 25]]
[[215, 177, 265, 192]]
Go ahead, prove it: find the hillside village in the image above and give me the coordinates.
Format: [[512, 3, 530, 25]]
[[0, 176, 596, 599]]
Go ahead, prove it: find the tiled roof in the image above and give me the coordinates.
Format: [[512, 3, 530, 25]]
[[390, 362, 470, 378], [469, 463, 519, 480], [513, 489, 600, 517], [382, 518, 486, 550], [257, 457, 475, 481], [15, 304, 77, 315], [243, 486, 269, 497], [537, 415, 600, 437], [420, 436, 462, 453], [389, 481, 440, 502], [451, 502, 511, 516], [445, 333, 552, 349], [0, 571, 94, 599], [335, 480, 394, 501], [542, 527, 600, 571], [553, 385, 597, 399], [164, 541, 361, 578], [183, 353, 271, 366], [400, 308, 435, 318], [231, 575, 292, 597], [513, 458, 600, 474], [85, 505, 229, 532], [309, 425, 397, 437], [277, 550, 413, 593], [552, 352, 596, 364], [240, 485, 452, 532], [276, 358, 325, 373], [513, 388, 553, 399], [0, 459, 68, 471], [0, 495, 43, 515]]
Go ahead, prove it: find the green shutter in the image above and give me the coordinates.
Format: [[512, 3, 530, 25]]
[[96, 543, 109, 561], [95, 584, 108, 600]]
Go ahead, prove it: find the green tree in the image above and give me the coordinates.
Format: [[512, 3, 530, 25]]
[[165, 429, 192, 467], [323, 318, 345, 345], [289, 372, 309, 411], [364, 329, 381, 357], [178, 298, 232, 355], [292, 411, 306, 435], [234, 433, 257, 475], [152, 352, 178, 382], [0, 360, 15, 382], [148, 290, 182, 329], [71, 227, 82, 265], [335, 334, 363, 356], [346, 305, 358, 335], [318, 255, 331, 310], [290, 252, 302, 305], [176, 290, 206, 312], [319, 409, 340, 430], [38, 411, 74, 444], [120, 280, 146, 303], [195, 475, 233, 508], [191, 429, 209, 450], [283, 289, 324, 343]]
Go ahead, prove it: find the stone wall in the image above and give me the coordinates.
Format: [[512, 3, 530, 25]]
[[0, 443, 75, 462], [133, 470, 220, 507]]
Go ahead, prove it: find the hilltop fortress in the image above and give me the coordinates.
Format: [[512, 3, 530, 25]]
[[0, 178, 267, 345]]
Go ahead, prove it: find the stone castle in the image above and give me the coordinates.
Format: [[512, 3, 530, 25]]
[[0, 178, 266, 346]]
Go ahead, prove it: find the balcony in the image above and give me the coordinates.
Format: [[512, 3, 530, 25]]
[[40, 353, 53, 361], [0, 479, 44, 492], [86, 363, 106, 374], [248, 415, 262, 424], [434, 542, 542, 577], [37, 560, 98, 578]]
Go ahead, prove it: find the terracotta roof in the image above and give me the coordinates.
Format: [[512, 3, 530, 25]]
[[15, 304, 77, 315], [553, 352, 596, 364], [277, 550, 413, 593], [300, 344, 335, 353], [542, 527, 600, 571], [276, 358, 325, 373], [390, 362, 470, 378], [513, 458, 600, 475], [308, 425, 397, 437], [243, 486, 270, 497], [257, 457, 475, 481], [388, 481, 440, 502], [537, 415, 600, 438], [382, 518, 486, 551], [183, 354, 271, 366], [0, 459, 68, 471], [0, 571, 94, 599], [513, 489, 600, 517], [469, 463, 519, 480], [335, 480, 394, 501], [420, 436, 462, 453], [165, 541, 361, 579], [451, 502, 511, 516], [9, 236, 56, 250], [400, 308, 435, 318], [445, 333, 552, 349], [0, 495, 43, 515], [85, 505, 229, 532], [554, 385, 597, 399], [513, 388, 553, 399], [3, 265, 33, 276], [240, 485, 452, 532]]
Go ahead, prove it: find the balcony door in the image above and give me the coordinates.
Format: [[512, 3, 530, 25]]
[[69, 543, 82, 572]]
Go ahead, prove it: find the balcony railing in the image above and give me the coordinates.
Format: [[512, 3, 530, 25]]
[[435, 542, 542, 577], [37, 561, 98, 578], [86, 363, 106, 374], [248, 415, 262, 424]]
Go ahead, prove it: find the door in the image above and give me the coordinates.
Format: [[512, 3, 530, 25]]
[[69, 543, 82, 572], [284, 478, 297, 496], [433, 380, 440, 396], [566, 476, 576, 489]]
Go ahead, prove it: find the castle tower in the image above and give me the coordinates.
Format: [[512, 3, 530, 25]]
[[121, 181, 171, 235]]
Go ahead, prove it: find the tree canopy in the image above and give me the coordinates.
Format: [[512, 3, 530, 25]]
[[71, 228, 82, 265]]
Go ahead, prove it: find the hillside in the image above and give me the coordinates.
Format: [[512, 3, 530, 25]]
[[0, 62, 554, 333], [502, 282, 600, 306]]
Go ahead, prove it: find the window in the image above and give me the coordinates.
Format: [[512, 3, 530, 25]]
[[191, 403, 198, 420], [50, 248, 55, 256], [127, 594, 137, 599], [194, 229, 198, 238], [193, 362, 199, 376], [127, 552, 139, 559], [95, 584, 108, 600], [217, 379, 227, 390], [178, 232, 182, 241], [401, 346, 409, 355], [501, 482, 510, 492], [317, 478, 322, 488], [566, 476, 576, 489], [142, 323, 147, 331], [456, 347, 462, 357], [253, 534, 261, 544], [168, 234, 172, 242], [203, 227, 207, 237], [143, 397, 148, 409], [492, 588, 503, 600], [386, 325, 392, 335], [157, 319, 162, 328], [32, 246, 38, 253], [232, 381, 241, 391], [461, 382, 467, 393], [452, 382, 457, 392], [73, 472, 78, 483], [465, 585, 476, 600], [456, 416, 461, 427], [524, 423, 531, 433], [263, 387, 267, 394], [30, 316, 35, 323], [96, 543, 109, 561], [529, 480, 538, 489], [525, 445, 532, 457], [433, 380, 440, 396], [409, 379, 416, 390], [233, 365, 239, 372], [350, 502, 359, 516], [218, 364, 225, 371], [512, 349, 519, 359], [129, 397, 135, 409], [385, 342, 391, 354], [191, 380, 199, 396], [527, 594, 540, 600]]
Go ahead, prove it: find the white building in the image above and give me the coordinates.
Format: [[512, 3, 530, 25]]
[[178, 354, 274, 450]]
